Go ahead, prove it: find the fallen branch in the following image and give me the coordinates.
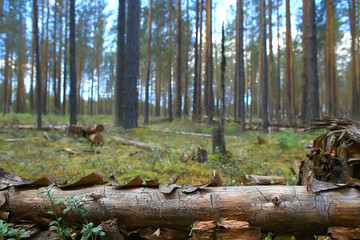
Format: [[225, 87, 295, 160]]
[[155, 129, 238, 139], [5, 139, 26, 142], [113, 136, 163, 151], [1, 185, 359, 235]]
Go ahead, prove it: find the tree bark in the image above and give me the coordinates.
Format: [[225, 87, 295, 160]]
[[123, 0, 140, 129], [34, 0, 42, 129], [1, 185, 360, 235], [260, 0, 269, 129], [236, 0, 246, 130], [69, 0, 77, 125], [175, 0, 182, 118], [62, 0, 69, 115], [348, 0, 359, 119], [144, 0, 153, 125], [204, 0, 214, 124], [114, 0, 126, 126], [192, 0, 200, 121], [167, 0, 173, 122], [303, 0, 320, 120], [285, 0, 294, 125]]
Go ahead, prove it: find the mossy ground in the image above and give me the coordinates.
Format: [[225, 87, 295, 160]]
[[0, 114, 320, 185]]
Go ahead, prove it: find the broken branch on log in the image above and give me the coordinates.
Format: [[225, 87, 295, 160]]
[[1, 185, 359, 235]]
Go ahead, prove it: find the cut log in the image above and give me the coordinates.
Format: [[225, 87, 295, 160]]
[[1, 185, 359, 235], [113, 136, 163, 152], [86, 124, 104, 135], [88, 133, 103, 146]]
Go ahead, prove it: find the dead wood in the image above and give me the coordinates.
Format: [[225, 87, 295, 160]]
[[155, 129, 239, 139], [113, 136, 163, 151], [299, 116, 360, 185], [0, 185, 360, 235], [5, 138, 26, 142], [246, 175, 285, 185]]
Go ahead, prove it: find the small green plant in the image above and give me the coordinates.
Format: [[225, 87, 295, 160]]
[[7, 228, 31, 240], [0, 220, 8, 240], [0, 220, 30, 240], [37, 185, 105, 240], [81, 222, 105, 240], [37, 184, 70, 239]]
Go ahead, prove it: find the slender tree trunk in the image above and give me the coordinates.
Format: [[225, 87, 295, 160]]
[[236, 0, 246, 130], [175, 0, 182, 118], [57, 5, 63, 115], [348, 0, 359, 119], [303, 0, 320, 120], [268, 0, 274, 122], [144, 0, 153, 125], [192, 0, 200, 121], [16, 16, 26, 113], [204, 0, 214, 124], [276, 0, 281, 124], [197, 0, 204, 120], [285, 0, 294, 125], [69, 0, 77, 125], [155, 58, 161, 117], [261, 0, 269, 129], [30, 17, 35, 113], [123, 0, 140, 129], [168, 0, 173, 122], [34, 0, 42, 129], [3, 39, 9, 114], [53, 1, 58, 114], [44, 0, 50, 114], [114, 0, 126, 126], [62, 0, 69, 115], [184, 0, 190, 117]]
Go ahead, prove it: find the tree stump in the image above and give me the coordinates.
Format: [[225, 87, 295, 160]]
[[212, 126, 226, 154], [299, 117, 360, 185]]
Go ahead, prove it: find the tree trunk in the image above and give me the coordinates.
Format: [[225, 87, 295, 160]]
[[30, 18, 35, 113], [197, 0, 204, 120], [192, 0, 200, 121], [236, 0, 245, 130], [268, 0, 274, 122], [33, 0, 42, 129], [348, 0, 359, 119], [204, 0, 214, 124], [69, 0, 77, 125], [144, 0, 153, 125], [260, 0, 269, 129], [276, 0, 281, 124], [114, 0, 126, 126], [303, 0, 320, 120], [155, 58, 161, 117], [16, 14, 26, 113], [1, 185, 360, 236], [123, 0, 140, 129], [285, 0, 293, 125], [62, 0, 69, 115], [168, 0, 173, 122], [53, 1, 58, 114], [184, 0, 190, 117], [175, 0, 182, 119]]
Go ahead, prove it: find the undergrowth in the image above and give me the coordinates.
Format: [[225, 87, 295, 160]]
[[0, 114, 319, 186]]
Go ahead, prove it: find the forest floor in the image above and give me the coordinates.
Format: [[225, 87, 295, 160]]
[[0, 113, 321, 186]]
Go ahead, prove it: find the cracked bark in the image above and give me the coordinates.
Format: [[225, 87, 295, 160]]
[[0, 186, 360, 235]]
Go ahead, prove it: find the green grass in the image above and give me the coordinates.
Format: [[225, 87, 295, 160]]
[[0, 114, 319, 186]]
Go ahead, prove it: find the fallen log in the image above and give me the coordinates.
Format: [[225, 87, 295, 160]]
[[1, 185, 359, 236], [155, 129, 239, 139], [113, 136, 163, 151]]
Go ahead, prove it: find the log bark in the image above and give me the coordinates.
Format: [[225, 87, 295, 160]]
[[1, 185, 359, 235]]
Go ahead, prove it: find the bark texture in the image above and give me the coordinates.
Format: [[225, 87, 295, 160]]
[[0, 185, 359, 235]]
